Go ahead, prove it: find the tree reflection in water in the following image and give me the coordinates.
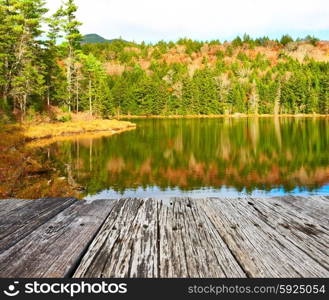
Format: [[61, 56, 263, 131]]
[[43, 118, 329, 198]]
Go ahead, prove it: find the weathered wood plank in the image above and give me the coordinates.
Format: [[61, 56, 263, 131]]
[[74, 198, 159, 278], [200, 197, 329, 277], [0, 199, 116, 278], [75, 198, 246, 278], [158, 198, 246, 277], [158, 199, 188, 277], [1, 196, 328, 278], [0, 199, 33, 217], [0, 197, 77, 253], [244, 197, 329, 270], [270, 196, 329, 224]]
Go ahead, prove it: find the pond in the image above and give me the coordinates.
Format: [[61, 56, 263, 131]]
[[43, 117, 329, 199]]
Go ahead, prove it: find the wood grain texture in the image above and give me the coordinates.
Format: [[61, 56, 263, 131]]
[[271, 195, 329, 224], [74, 198, 159, 278], [0, 197, 77, 253], [200, 197, 329, 277], [243, 197, 329, 269], [0, 199, 116, 278], [1, 196, 328, 278], [74, 196, 329, 278], [158, 198, 246, 277], [0, 199, 33, 217]]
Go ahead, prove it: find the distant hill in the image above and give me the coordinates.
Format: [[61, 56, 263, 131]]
[[82, 34, 110, 44], [82, 34, 127, 44]]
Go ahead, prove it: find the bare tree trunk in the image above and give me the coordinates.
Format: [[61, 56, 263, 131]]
[[76, 75, 79, 113], [23, 93, 27, 119], [2, 93, 8, 108], [67, 61, 71, 112], [12, 97, 16, 113], [89, 77, 92, 115], [67, 45, 73, 112], [47, 87, 50, 106], [19, 97, 22, 112], [3, 57, 9, 106]]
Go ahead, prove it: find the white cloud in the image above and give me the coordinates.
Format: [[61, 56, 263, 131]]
[[45, 0, 329, 42]]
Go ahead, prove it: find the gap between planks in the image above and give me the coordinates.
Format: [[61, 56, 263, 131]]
[[0, 197, 328, 278], [73, 197, 329, 278], [0, 198, 117, 278]]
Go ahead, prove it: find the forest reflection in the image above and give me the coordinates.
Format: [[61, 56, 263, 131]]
[[44, 118, 329, 197]]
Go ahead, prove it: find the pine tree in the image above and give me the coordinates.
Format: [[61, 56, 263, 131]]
[[0, 0, 15, 108], [43, 9, 62, 107], [1, 0, 47, 117], [79, 53, 111, 116], [57, 0, 82, 112]]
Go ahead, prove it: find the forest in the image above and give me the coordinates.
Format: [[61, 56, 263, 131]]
[[1, 0, 329, 123]]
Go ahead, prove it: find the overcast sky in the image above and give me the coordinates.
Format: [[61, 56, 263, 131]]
[[46, 0, 329, 43]]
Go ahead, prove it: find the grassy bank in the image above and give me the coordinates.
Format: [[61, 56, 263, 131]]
[[0, 125, 75, 199], [0, 119, 136, 199], [26, 127, 137, 148], [24, 119, 136, 140]]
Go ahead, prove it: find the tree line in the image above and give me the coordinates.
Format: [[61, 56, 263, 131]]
[[0, 0, 109, 121], [0, 0, 328, 122]]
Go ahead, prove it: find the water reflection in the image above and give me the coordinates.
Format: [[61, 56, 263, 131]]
[[43, 118, 329, 199]]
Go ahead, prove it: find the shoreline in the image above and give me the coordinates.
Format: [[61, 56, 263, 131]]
[[0, 120, 136, 198], [116, 113, 329, 120], [22, 119, 136, 141], [25, 126, 136, 148]]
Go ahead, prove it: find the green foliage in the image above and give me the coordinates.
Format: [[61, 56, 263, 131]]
[[225, 45, 233, 57], [254, 36, 270, 47], [0, 1, 328, 120], [177, 38, 203, 55], [232, 36, 243, 48], [118, 50, 137, 64], [280, 34, 294, 46], [237, 51, 249, 62], [57, 113, 72, 122], [303, 35, 320, 46], [82, 34, 110, 44], [215, 50, 225, 60]]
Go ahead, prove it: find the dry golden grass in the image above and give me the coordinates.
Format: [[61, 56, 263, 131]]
[[26, 127, 136, 148], [0, 119, 136, 198], [24, 119, 136, 140]]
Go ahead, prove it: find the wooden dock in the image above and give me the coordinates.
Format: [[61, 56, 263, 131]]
[[0, 196, 328, 278]]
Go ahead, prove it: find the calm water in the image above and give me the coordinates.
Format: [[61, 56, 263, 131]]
[[44, 118, 329, 199]]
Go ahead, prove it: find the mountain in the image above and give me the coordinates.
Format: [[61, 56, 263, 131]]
[[82, 34, 110, 44], [82, 34, 128, 44]]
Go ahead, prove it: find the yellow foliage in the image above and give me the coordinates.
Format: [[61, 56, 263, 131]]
[[23, 119, 136, 139]]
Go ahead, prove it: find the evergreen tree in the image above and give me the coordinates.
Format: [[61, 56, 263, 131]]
[[0, 0, 47, 117], [1, 1, 329, 120], [57, 0, 82, 112], [79, 53, 111, 116], [43, 9, 63, 107]]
